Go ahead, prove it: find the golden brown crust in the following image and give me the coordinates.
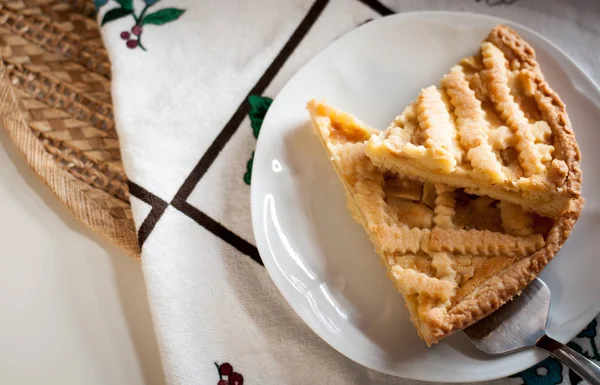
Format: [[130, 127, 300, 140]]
[[420, 25, 584, 343], [307, 25, 583, 346], [485, 24, 582, 203], [485, 25, 538, 70], [366, 25, 582, 218], [308, 96, 582, 346], [446, 197, 582, 333]]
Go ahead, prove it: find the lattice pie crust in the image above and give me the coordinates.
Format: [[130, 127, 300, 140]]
[[306, 25, 582, 345], [308, 98, 580, 345], [366, 25, 581, 218]]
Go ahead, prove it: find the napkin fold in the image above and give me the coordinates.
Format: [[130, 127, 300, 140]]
[[96, 0, 600, 384]]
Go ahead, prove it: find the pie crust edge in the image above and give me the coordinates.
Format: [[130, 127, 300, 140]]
[[443, 199, 581, 337], [306, 24, 584, 345], [486, 24, 582, 206], [307, 99, 583, 345], [421, 25, 585, 341], [364, 25, 583, 218]]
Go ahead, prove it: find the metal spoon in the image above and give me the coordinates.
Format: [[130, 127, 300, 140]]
[[464, 278, 600, 385]]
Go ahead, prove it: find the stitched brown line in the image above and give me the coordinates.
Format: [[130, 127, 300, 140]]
[[357, 0, 394, 15], [0, 5, 111, 79], [171, 196, 262, 265], [6, 64, 116, 138], [128, 179, 260, 260], [127, 182, 168, 247], [37, 131, 129, 202], [173, 0, 330, 202], [132, 0, 329, 252]]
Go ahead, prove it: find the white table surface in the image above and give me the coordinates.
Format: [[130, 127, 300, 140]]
[[0, 127, 165, 384]]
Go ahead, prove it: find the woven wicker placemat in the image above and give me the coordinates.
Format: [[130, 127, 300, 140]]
[[0, 0, 139, 258]]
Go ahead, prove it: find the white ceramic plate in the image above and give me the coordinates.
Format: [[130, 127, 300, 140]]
[[251, 11, 600, 383]]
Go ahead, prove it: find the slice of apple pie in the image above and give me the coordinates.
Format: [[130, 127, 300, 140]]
[[365, 25, 582, 218], [308, 99, 580, 345]]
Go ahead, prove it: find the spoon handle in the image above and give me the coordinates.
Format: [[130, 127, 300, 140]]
[[536, 334, 600, 385]]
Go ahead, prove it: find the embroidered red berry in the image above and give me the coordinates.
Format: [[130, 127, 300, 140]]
[[219, 363, 233, 376], [131, 25, 143, 36], [229, 372, 243, 385], [120, 31, 130, 40], [126, 40, 138, 49], [217, 381, 228, 385]]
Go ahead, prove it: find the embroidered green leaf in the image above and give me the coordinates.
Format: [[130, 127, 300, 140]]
[[248, 95, 273, 139], [142, 8, 186, 26], [243, 152, 254, 186], [101, 7, 133, 26], [243, 95, 272, 185], [115, 0, 133, 11]]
